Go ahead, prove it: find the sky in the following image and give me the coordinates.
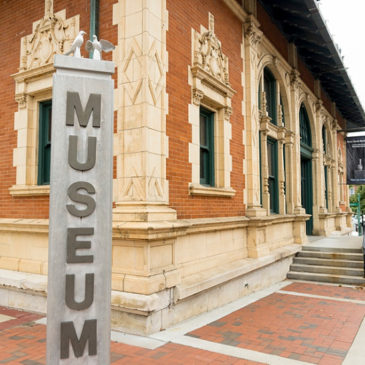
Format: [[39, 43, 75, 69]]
[[318, 0, 365, 109]]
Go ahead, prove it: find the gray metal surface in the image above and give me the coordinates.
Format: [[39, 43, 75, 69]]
[[47, 54, 114, 364]]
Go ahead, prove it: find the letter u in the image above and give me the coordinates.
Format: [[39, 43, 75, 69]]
[[68, 135, 96, 171], [65, 273, 94, 310]]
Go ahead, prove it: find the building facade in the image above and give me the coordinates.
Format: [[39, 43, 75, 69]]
[[0, 0, 362, 334]]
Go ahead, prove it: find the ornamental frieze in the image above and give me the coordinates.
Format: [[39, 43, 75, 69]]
[[19, 4, 78, 72], [193, 14, 230, 86]]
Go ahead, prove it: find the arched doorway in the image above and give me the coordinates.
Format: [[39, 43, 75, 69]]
[[299, 104, 313, 235]]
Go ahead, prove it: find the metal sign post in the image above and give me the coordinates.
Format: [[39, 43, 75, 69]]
[[46, 54, 114, 364]]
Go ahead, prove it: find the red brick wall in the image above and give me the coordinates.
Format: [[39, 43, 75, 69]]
[[298, 58, 314, 95], [257, 2, 288, 61], [0, 0, 117, 219], [166, 0, 245, 219]]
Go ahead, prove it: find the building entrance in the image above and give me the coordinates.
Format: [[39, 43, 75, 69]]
[[301, 156, 313, 235]]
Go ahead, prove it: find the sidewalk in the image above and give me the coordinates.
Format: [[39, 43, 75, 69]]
[[0, 236, 364, 364], [0, 278, 365, 364]]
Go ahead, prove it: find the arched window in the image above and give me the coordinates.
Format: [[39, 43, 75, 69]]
[[300, 105, 312, 148], [299, 104, 313, 234], [264, 68, 277, 124]]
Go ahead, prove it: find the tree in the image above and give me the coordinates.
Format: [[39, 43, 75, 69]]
[[349, 185, 365, 215]]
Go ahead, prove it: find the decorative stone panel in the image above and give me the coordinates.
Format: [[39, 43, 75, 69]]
[[10, 0, 79, 196], [189, 13, 236, 196]]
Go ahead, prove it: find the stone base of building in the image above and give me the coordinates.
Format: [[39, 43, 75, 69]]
[[0, 245, 298, 335], [315, 211, 352, 236], [0, 213, 347, 334]]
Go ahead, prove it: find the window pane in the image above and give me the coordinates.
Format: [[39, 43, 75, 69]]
[[200, 114, 207, 146], [268, 142, 273, 177], [200, 149, 206, 181], [38, 100, 52, 185], [200, 108, 214, 186], [47, 106, 52, 143], [264, 77, 272, 118]]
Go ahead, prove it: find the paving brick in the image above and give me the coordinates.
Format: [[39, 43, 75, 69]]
[[188, 285, 365, 362], [0, 282, 363, 364]]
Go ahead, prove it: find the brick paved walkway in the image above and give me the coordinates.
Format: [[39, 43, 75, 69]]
[[0, 308, 262, 364], [0, 281, 364, 364]]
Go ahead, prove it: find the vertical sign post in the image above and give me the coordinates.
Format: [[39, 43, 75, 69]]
[[47, 55, 114, 364]]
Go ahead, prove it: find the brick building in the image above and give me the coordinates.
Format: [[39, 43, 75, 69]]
[[0, 0, 363, 334]]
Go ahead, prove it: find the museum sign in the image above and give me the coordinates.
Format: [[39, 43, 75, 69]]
[[46, 54, 114, 364]]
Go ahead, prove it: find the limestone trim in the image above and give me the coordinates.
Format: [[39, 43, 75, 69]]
[[189, 14, 236, 194], [175, 243, 300, 301], [112, 0, 176, 222], [189, 184, 236, 197], [8, 185, 50, 197], [0, 218, 49, 233], [10, 2, 79, 196], [0, 215, 248, 244]]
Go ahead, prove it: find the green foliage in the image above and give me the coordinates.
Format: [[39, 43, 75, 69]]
[[350, 185, 365, 214]]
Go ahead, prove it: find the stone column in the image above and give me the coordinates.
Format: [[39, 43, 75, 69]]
[[327, 160, 334, 213], [331, 120, 340, 212], [311, 148, 321, 234], [243, 16, 266, 217], [289, 70, 305, 214], [284, 131, 295, 214], [260, 112, 270, 215], [112, 0, 176, 222], [278, 126, 286, 215]]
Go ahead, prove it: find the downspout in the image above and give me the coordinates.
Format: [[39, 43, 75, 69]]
[[89, 0, 100, 58]]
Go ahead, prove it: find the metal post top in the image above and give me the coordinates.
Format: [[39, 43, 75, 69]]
[[54, 54, 115, 75]]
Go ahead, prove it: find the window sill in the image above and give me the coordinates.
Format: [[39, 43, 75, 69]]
[[189, 183, 235, 197], [9, 185, 50, 197]]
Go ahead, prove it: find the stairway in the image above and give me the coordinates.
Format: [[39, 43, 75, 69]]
[[287, 245, 365, 285]]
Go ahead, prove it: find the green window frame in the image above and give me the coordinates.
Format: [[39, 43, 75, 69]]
[[200, 107, 215, 186], [264, 68, 277, 125], [267, 137, 279, 214], [38, 100, 52, 185]]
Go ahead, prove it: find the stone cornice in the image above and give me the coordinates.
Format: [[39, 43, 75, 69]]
[[12, 63, 55, 83]]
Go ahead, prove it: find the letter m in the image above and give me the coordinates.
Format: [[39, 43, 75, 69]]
[[60, 319, 97, 359], [66, 92, 101, 128]]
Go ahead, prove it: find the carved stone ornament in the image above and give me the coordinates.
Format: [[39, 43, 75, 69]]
[[15, 95, 27, 109], [192, 88, 204, 105], [19, 8, 78, 72], [224, 106, 233, 120], [259, 91, 268, 118], [316, 99, 323, 112], [289, 69, 301, 89], [193, 30, 229, 85], [244, 17, 262, 47]]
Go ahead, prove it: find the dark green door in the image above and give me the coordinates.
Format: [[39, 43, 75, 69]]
[[301, 156, 313, 235]]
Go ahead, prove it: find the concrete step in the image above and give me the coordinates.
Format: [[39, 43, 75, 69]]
[[290, 263, 364, 277], [302, 245, 362, 254], [297, 251, 363, 261], [293, 256, 364, 268], [287, 271, 365, 286]]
